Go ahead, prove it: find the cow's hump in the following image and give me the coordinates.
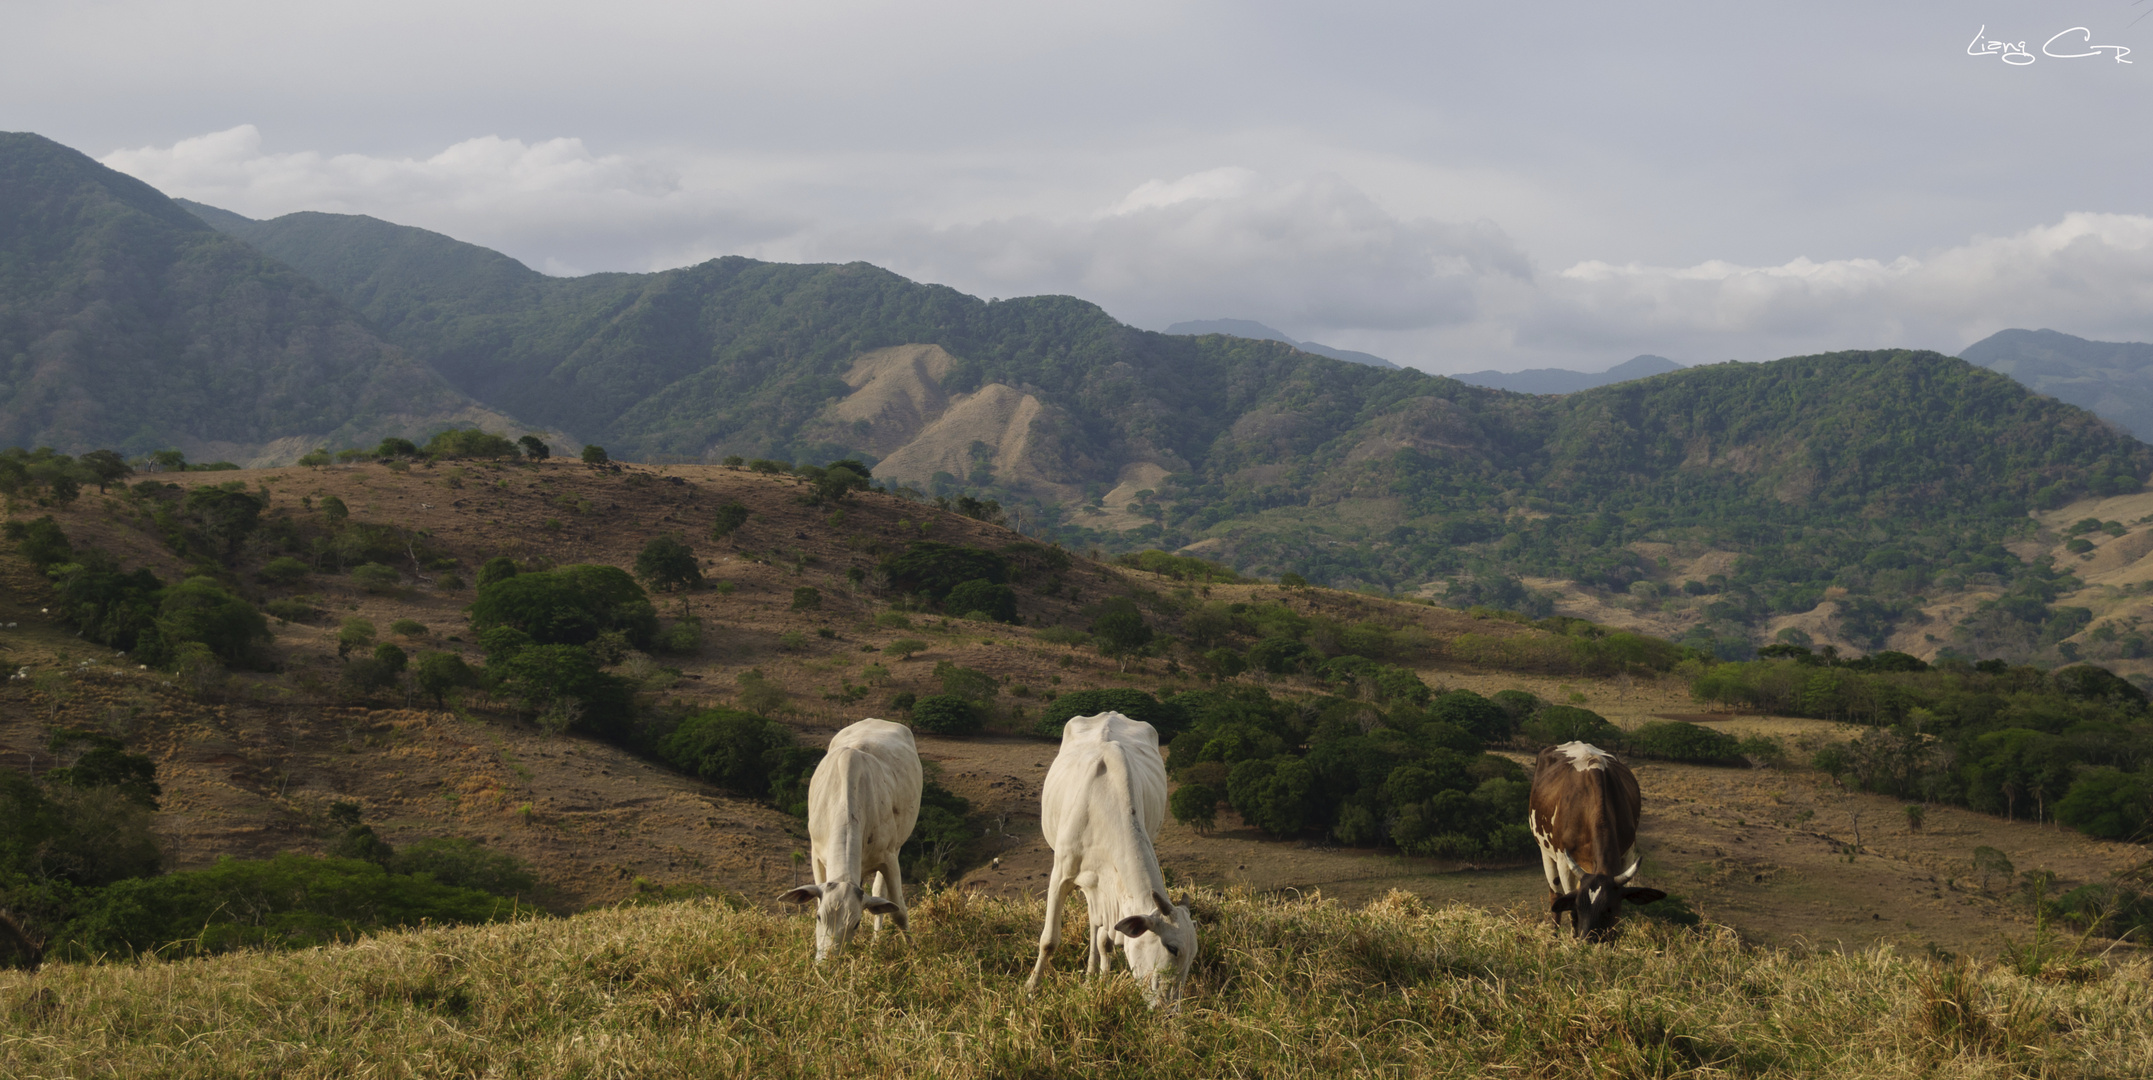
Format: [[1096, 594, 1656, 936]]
[[1556, 741, 1614, 772]]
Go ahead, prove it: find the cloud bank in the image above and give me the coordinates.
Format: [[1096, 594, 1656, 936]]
[[104, 128, 2153, 371]]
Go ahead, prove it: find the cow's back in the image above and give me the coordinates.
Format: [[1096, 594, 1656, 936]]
[[811, 718, 923, 862], [1529, 741, 1641, 871], [1042, 712, 1166, 841]]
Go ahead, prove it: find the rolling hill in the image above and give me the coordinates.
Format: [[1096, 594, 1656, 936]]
[[0, 133, 525, 465], [1962, 328, 2153, 443]]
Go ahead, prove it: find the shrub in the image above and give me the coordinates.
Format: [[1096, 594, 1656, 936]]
[[934, 661, 1000, 702], [376, 437, 420, 458], [658, 709, 799, 797], [258, 556, 310, 587], [874, 611, 913, 630], [157, 578, 270, 666], [901, 781, 974, 883], [516, 436, 550, 461], [1201, 648, 1248, 679], [264, 598, 322, 623], [389, 618, 427, 638], [791, 586, 822, 611], [1247, 636, 1314, 675], [884, 638, 929, 660], [476, 556, 520, 589], [413, 651, 478, 705], [1091, 599, 1154, 667], [910, 694, 985, 736], [54, 854, 513, 960], [635, 534, 703, 592], [350, 562, 403, 594], [424, 429, 521, 459], [1426, 690, 1512, 743], [581, 445, 609, 465], [711, 501, 751, 540], [1037, 688, 1191, 740], [1518, 705, 1621, 749], [494, 644, 636, 739], [337, 618, 376, 658], [881, 541, 1010, 600], [1626, 721, 1745, 765], [468, 564, 655, 649], [945, 578, 1017, 623], [2056, 768, 2153, 840], [1170, 783, 1218, 831], [655, 617, 704, 655]]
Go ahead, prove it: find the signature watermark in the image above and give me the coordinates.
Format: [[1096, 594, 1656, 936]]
[[1968, 26, 2132, 65]]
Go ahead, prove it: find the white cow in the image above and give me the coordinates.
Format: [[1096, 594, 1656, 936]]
[[1025, 711, 1197, 1008], [778, 718, 923, 961]]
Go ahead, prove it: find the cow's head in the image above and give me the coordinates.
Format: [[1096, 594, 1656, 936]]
[[777, 882, 902, 961], [1550, 857, 1664, 941], [1112, 890, 1198, 1009]]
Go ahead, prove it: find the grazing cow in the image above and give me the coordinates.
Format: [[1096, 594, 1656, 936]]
[[778, 718, 922, 961], [1025, 711, 1197, 1008], [1528, 741, 1665, 939]]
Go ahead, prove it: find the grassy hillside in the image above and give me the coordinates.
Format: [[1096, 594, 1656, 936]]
[[5, 887, 2149, 1078], [0, 135, 522, 463]]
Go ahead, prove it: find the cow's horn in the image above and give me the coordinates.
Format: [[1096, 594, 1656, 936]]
[[1562, 852, 1585, 878], [1614, 858, 1640, 885]]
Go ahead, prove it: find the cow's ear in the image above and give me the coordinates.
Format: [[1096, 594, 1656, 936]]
[[777, 885, 824, 905], [1152, 889, 1173, 915], [1549, 892, 1577, 913], [1114, 915, 1156, 939], [862, 895, 901, 916], [1622, 888, 1668, 905]]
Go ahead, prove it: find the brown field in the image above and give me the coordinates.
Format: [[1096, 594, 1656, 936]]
[[3, 458, 2146, 960]]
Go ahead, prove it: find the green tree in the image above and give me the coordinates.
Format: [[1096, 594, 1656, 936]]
[[413, 651, 478, 706], [317, 494, 349, 527], [375, 437, 420, 458], [468, 564, 655, 648], [581, 445, 609, 465], [945, 578, 1017, 623], [337, 618, 376, 659], [157, 578, 270, 666], [910, 694, 984, 736], [711, 500, 751, 540], [1170, 782, 1218, 832], [79, 449, 132, 492], [635, 534, 702, 592], [1090, 598, 1154, 671], [476, 556, 519, 589], [517, 435, 550, 461]]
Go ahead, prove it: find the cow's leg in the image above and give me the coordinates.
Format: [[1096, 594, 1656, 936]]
[[878, 852, 909, 933], [1026, 858, 1076, 990], [1531, 813, 1565, 928]]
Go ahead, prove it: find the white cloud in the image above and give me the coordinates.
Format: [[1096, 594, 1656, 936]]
[[96, 127, 2153, 372], [1525, 213, 2153, 361]]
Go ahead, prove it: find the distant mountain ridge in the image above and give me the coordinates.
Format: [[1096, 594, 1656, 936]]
[[0, 133, 524, 463], [1451, 354, 1685, 395], [1164, 319, 1400, 369], [1961, 328, 2153, 443]]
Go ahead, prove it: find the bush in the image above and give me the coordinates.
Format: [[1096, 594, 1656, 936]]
[[874, 611, 913, 630], [258, 556, 310, 586], [468, 564, 655, 649], [934, 661, 1000, 702], [156, 577, 270, 667], [1170, 783, 1218, 831], [424, 429, 521, 459], [494, 645, 636, 739], [657, 709, 811, 799], [517, 435, 550, 461], [901, 781, 974, 883], [581, 445, 609, 465], [390, 618, 427, 638], [711, 501, 751, 540], [1037, 688, 1191, 741], [1625, 721, 1745, 765], [54, 855, 514, 960], [1426, 690, 1511, 743], [791, 587, 822, 611], [881, 542, 1010, 600], [884, 638, 929, 660], [413, 652, 478, 705], [910, 694, 985, 736], [655, 617, 704, 655], [1518, 705, 1621, 748], [635, 534, 702, 592], [1247, 636, 1314, 675], [945, 578, 1017, 623], [264, 598, 321, 623], [350, 562, 403, 594], [2056, 768, 2153, 840], [476, 556, 520, 589]]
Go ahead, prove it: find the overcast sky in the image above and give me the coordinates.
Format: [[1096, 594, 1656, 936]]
[[9, 1, 2153, 372]]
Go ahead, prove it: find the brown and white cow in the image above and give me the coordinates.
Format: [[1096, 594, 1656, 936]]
[[1528, 741, 1664, 939]]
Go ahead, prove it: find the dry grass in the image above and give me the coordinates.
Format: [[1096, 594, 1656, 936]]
[[5, 888, 2148, 1078]]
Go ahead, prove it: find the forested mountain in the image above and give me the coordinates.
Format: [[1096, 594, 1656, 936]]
[[177, 200, 2153, 658], [1452, 354, 1684, 394], [1962, 328, 2153, 442], [1162, 319, 1400, 368], [0, 134, 516, 464]]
